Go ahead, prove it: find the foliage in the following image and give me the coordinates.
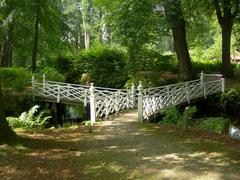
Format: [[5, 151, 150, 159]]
[[6, 117, 25, 129], [199, 117, 229, 134], [161, 106, 197, 127], [192, 60, 222, 73], [4, 94, 34, 117], [36, 67, 65, 82], [161, 106, 183, 125], [221, 88, 240, 124], [138, 49, 177, 72], [7, 105, 51, 129], [0, 67, 31, 91], [73, 46, 128, 88]]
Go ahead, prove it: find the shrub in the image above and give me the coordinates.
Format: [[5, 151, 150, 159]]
[[36, 67, 65, 82], [0, 67, 31, 92], [161, 106, 183, 125], [6, 117, 25, 129], [4, 94, 34, 117], [7, 105, 51, 129], [199, 117, 229, 134], [161, 106, 197, 127], [139, 49, 177, 73], [220, 88, 240, 125], [73, 46, 128, 88]]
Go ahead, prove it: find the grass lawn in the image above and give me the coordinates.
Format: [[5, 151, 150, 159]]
[[0, 111, 239, 180]]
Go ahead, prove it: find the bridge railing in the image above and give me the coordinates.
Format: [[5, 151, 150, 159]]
[[32, 72, 224, 124], [94, 86, 136, 118], [33, 76, 90, 105], [137, 73, 224, 121], [32, 75, 136, 125]]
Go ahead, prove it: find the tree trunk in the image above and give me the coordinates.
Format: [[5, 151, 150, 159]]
[[172, 26, 193, 80], [31, 0, 40, 73], [0, 38, 12, 67], [164, 0, 194, 80], [0, 80, 16, 144], [82, 0, 90, 50], [213, 0, 238, 77], [221, 21, 233, 77], [50, 103, 63, 127]]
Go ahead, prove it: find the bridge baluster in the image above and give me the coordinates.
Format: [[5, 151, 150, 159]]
[[57, 85, 60, 103], [185, 82, 190, 103], [67, 84, 70, 97], [131, 83, 135, 108], [43, 74, 46, 92], [32, 75, 35, 101], [138, 81, 143, 122], [84, 89, 87, 107], [89, 83, 96, 125], [221, 77, 225, 93]]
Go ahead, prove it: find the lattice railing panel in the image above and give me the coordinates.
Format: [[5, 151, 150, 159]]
[[95, 89, 135, 118], [141, 75, 223, 120]]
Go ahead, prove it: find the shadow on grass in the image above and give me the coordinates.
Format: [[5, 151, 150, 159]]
[[0, 113, 240, 179]]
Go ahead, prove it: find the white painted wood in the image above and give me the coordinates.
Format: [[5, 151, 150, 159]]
[[32, 75, 35, 101], [222, 78, 225, 93], [89, 83, 96, 125], [43, 74, 46, 92], [138, 81, 143, 122], [141, 74, 223, 120], [84, 89, 87, 107], [32, 73, 224, 123], [57, 85, 60, 103]]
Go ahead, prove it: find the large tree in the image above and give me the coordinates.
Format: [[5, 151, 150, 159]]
[[31, 0, 40, 73], [213, 0, 240, 77], [0, 80, 16, 144], [163, 0, 194, 80]]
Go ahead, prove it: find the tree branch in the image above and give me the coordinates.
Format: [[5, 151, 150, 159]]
[[213, 0, 223, 25]]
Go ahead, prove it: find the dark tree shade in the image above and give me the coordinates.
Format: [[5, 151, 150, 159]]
[[0, 81, 16, 144]]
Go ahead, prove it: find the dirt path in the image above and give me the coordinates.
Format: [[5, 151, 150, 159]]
[[0, 111, 240, 180]]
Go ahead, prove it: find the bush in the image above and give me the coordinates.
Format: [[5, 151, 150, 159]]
[[161, 106, 197, 127], [192, 60, 221, 73], [7, 105, 51, 129], [7, 117, 25, 129], [73, 46, 128, 88], [0, 67, 31, 92], [4, 94, 34, 117], [161, 106, 183, 125], [199, 117, 229, 134], [36, 67, 65, 82], [139, 49, 177, 72], [221, 88, 240, 125]]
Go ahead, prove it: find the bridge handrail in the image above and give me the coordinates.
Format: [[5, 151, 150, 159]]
[[138, 73, 224, 121]]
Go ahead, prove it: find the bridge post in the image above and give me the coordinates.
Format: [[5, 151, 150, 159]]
[[200, 71, 204, 84], [57, 85, 60, 103], [32, 75, 35, 101], [185, 82, 190, 103], [89, 83, 96, 125], [84, 89, 88, 107], [43, 74, 46, 92], [200, 71, 206, 98], [67, 84, 70, 97], [131, 83, 135, 108], [138, 81, 143, 122], [221, 76, 225, 93]]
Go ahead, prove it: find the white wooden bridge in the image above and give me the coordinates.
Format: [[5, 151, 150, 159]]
[[32, 72, 225, 124]]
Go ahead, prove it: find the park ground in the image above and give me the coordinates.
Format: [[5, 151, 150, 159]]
[[0, 111, 240, 180]]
